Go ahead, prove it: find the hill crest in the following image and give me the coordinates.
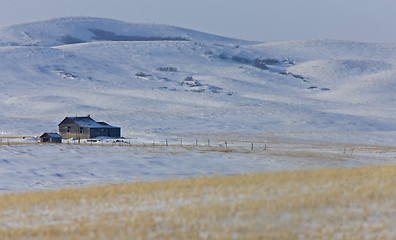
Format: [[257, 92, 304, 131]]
[[0, 16, 250, 47]]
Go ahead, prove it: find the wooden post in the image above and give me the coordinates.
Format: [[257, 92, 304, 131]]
[[196, 139, 198, 147], [166, 139, 168, 146], [180, 138, 183, 147], [251, 143, 254, 151], [208, 139, 210, 147], [225, 141, 228, 149]]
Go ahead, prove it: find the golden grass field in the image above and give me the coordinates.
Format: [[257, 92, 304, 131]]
[[1, 165, 396, 239]]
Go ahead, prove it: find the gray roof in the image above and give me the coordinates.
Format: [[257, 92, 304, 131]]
[[41, 133, 62, 138], [66, 117, 120, 129]]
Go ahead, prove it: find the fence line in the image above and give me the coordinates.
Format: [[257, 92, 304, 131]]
[[0, 137, 381, 156], [0, 137, 270, 152]]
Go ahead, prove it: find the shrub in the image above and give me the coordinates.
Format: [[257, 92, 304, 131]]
[[253, 59, 268, 70], [231, 56, 251, 64], [218, 53, 228, 59], [135, 72, 151, 77], [156, 67, 178, 72]]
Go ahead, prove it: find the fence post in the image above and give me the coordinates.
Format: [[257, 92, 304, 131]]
[[166, 139, 168, 146], [196, 139, 198, 147], [180, 138, 183, 147], [208, 139, 210, 147], [225, 141, 228, 149], [251, 143, 254, 151]]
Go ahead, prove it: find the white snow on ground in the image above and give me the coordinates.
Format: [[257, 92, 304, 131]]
[[2, 138, 396, 193], [1, 17, 396, 192]]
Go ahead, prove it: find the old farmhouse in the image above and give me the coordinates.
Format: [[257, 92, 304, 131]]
[[58, 115, 121, 139]]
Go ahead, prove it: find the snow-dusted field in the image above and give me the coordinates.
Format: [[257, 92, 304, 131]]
[[2, 17, 396, 192], [2, 131, 396, 193]]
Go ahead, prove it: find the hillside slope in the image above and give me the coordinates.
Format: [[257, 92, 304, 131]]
[[1, 17, 396, 144], [0, 17, 251, 47]]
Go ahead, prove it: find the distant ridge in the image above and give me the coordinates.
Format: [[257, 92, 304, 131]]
[[0, 17, 253, 47]]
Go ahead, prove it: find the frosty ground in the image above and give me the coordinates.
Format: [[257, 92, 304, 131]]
[[2, 131, 396, 193]]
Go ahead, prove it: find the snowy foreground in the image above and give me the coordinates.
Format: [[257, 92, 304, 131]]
[[2, 17, 396, 192], [2, 131, 396, 193]]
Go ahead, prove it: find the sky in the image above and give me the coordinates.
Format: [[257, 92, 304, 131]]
[[1, 0, 395, 43]]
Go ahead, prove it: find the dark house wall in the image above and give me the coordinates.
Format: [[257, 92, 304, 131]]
[[90, 128, 107, 138], [108, 128, 121, 138], [89, 127, 121, 138], [59, 122, 91, 139]]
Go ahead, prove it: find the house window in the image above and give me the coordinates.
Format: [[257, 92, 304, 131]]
[[67, 126, 71, 132], [80, 127, 83, 133]]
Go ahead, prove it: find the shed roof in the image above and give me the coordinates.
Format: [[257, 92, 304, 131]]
[[40, 133, 62, 138]]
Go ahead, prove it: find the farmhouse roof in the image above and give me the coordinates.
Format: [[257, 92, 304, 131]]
[[59, 116, 120, 129]]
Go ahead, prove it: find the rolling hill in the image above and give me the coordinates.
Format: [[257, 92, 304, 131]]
[[1, 16, 396, 145]]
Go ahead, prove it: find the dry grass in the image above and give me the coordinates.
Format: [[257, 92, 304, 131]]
[[1, 165, 396, 239]]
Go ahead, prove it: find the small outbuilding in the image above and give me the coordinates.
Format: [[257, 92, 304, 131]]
[[40, 133, 62, 143]]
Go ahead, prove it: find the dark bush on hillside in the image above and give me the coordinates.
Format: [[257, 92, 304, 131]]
[[231, 56, 252, 64], [261, 59, 280, 65], [135, 72, 152, 77], [156, 67, 178, 72], [180, 76, 202, 87], [253, 59, 268, 70], [219, 53, 228, 59]]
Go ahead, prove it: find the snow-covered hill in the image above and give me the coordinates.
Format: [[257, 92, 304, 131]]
[[3, 17, 396, 192], [1, 17, 396, 143], [0, 17, 251, 47]]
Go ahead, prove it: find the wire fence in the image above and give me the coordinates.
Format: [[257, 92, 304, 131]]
[[0, 136, 370, 156], [0, 137, 270, 152]]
